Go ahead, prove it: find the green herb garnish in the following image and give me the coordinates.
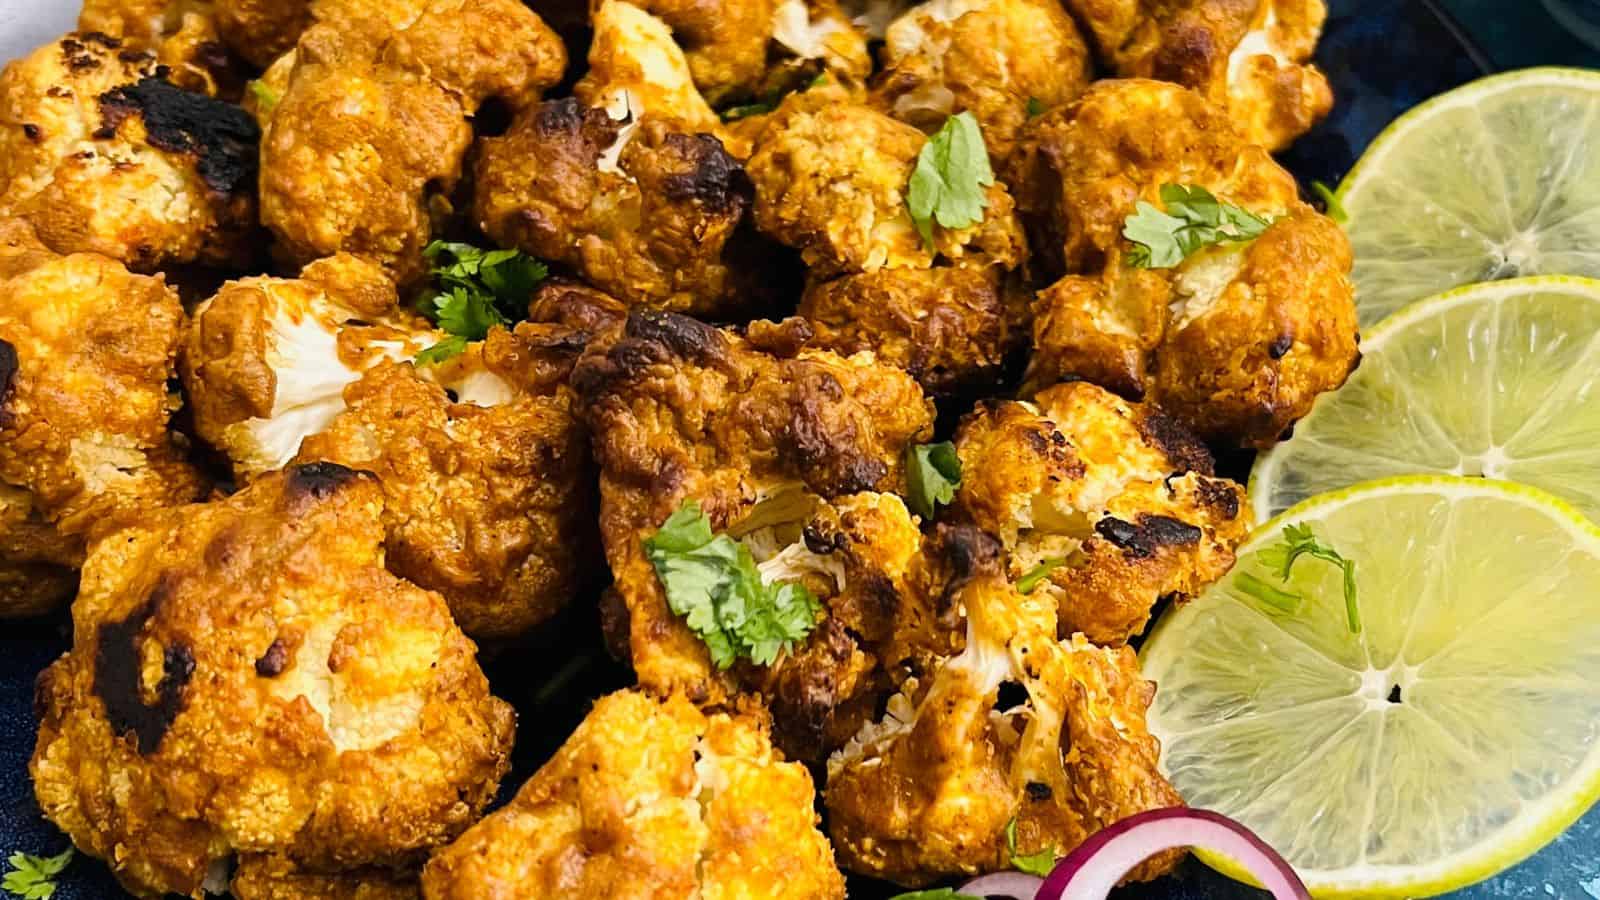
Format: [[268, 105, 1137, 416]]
[[720, 101, 774, 122], [1123, 184, 1273, 269], [414, 241, 546, 364], [905, 442, 962, 520], [644, 501, 823, 669], [1025, 96, 1046, 118], [247, 80, 278, 116], [1017, 557, 1069, 594], [886, 890, 982, 900], [1311, 180, 1349, 224], [1005, 816, 1057, 876], [907, 111, 994, 248], [1240, 522, 1361, 632], [3, 849, 73, 900]]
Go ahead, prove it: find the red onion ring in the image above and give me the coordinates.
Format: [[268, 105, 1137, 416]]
[[957, 871, 1046, 898], [1038, 807, 1311, 900]]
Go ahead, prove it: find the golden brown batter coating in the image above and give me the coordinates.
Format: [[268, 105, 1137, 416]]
[[229, 859, 419, 900], [825, 533, 1184, 887], [0, 33, 259, 271], [422, 689, 845, 900], [574, 0, 727, 137], [474, 99, 757, 317], [1060, 0, 1331, 150], [77, 0, 241, 97], [293, 324, 595, 641], [872, 0, 1092, 163], [1008, 79, 1357, 446], [259, 0, 566, 286], [951, 381, 1249, 644], [796, 266, 1015, 395], [215, 0, 316, 68], [0, 219, 203, 618], [30, 462, 516, 899], [746, 93, 1026, 277], [574, 311, 939, 759], [182, 254, 440, 479]]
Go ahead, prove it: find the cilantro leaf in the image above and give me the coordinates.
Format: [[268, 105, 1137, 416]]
[[1244, 522, 1361, 632], [247, 80, 278, 116], [644, 501, 823, 669], [1017, 556, 1069, 594], [1005, 816, 1058, 877], [905, 442, 962, 520], [1123, 184, 1273, 269], [414, 335, 470, 366], [720, 102, 774, 122], [886, 890, 982, 900], [4, 848, 73, 900], [413, 241, 547, 365], [907, 112, 994, 248], [1311, 180, 1349, 225], [1025, 96, 1046, 118]]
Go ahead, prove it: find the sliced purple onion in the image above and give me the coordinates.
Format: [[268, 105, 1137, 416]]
[[1037, 807, 1311, 900], [957, 871, 1046, 899]]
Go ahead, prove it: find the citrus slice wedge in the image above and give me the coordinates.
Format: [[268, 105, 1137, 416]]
[[1338, 68, 1600, 327], [1141, 477, 1600, 898], [1250, 276, 1600, 524]]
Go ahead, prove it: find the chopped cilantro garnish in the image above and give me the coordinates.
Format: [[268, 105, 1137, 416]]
[[247, 80, 278, 116], [1025, 96, 1046, 118], [1017, 557, 1069, 594], [413, 241, 546, 365], [1005, 816, 1057, 877], [907, 112, 994, 248], [1311, 180, 1349, 224], [3, 848, 73, 900], [905, 442, 962, 520], [1123, 184, 1273, 269], [1240, 522, 1361, 632], [644, 501, 823, 669]]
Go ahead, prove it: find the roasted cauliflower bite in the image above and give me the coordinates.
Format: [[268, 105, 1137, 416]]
[[422, 689, 845, 900], [30, 462, 516, 899], [182, 254, 439, 479], [77, 0, 241, 97], [574, 311, 940, 759], [228, 858, 418, 900], [871, 0, 1092, 163], [293, 323, 595, 641], [0, 33, 259, 271], [214, 0, 316, 68], [951, 381, 1248, 644], [259, 0, 566, 286], [747, 94, 1025, 277], [1061, 0, 1332, 150], [825, 528, 1183, 886], [0, 219, 204, 618], [1008, 79, 1357, 446], [618, 0, 870, 106]]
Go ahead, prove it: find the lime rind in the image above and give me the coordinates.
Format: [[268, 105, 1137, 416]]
[[1144, 476, 1600, 898], [1249, 276, 1600, 525]]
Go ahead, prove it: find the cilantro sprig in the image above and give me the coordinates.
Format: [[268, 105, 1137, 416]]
[[1006, 816, 1057, 877], [907, 112, 994, 248], [3, 848, 73, 900], [1239, 522, 1361, 633], [1017, 557, 1069, 594], [905, 442, 962, 520], [414, 241, 547, 365], [1123, 184, 1272, 269], [644, 501, 823, 669], [1025, 96, 1046, 119]]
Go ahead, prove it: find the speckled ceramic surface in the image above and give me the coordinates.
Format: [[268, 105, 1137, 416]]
[[2, 1, 1598, 898]]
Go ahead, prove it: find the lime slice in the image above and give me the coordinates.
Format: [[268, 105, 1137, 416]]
[[1249, 276, 1600, 524], [1339, 68, 1600, 327], [1141, 477, 1600, 898]]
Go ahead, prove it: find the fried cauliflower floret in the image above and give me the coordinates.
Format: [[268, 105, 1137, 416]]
[[0, 219, 204, 618], [747, 95, 1025, 277], [182, 254, 439, 478], [825, 532, 1183, 886], [1061, 0, 1331, 150], [795, 266, 1018, 395], [475, 99, 758, 317], [30, 462, 516, 898], [575, 311, 939, 759], [0, 33, 258, 271], [575, 0, 725, 137], [293, 324, 595, 640], [229, 859, 418, 900], [872, 0, 1092, 163], [620, 0, 870, 106], [215, 0, 315, 68], [951, 381, 1249, 644], [259, 0, 566, 285], [422, 689, 845, 900], [78, 0, 241, 97], [1008, 79, 1358, 446]]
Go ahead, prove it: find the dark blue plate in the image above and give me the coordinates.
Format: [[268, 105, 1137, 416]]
[[5, 1, 1599, 897]]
